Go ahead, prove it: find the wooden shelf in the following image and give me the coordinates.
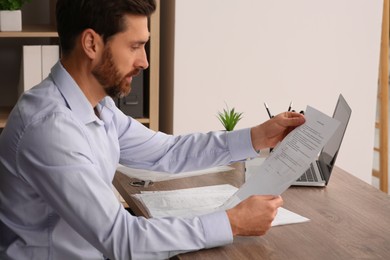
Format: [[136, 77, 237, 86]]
[[0, 25, 58, 38]]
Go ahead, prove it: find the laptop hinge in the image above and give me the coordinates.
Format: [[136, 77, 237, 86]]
[[316, 160, 326, 181]]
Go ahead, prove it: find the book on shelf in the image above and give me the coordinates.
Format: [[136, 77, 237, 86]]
[[19, 45, 59, 96]]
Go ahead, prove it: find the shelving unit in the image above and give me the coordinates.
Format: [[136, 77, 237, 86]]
[[0, 0, 57, 128], [0, 0, 159, 131]]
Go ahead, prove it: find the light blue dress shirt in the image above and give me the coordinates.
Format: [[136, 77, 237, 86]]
[[0, 62, 258, 260]]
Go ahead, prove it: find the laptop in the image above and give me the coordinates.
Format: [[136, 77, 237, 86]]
[[292, 94, 352, 187]]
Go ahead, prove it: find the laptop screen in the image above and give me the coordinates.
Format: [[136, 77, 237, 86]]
[[318, 94, 352, 183]]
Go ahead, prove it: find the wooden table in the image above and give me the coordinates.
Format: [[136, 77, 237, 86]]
[[113, 164, 390, 259]]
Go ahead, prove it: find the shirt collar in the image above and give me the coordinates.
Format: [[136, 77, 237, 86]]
[[51, 61, 97, 125], [96, 98, 115, 129]]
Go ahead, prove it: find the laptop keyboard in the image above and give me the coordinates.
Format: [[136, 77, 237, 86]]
[[297, 163, 318, 182]]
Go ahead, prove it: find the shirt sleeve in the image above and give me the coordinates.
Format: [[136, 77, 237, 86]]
[[16, 112, 233, 259], [114, 108, 259, 173]]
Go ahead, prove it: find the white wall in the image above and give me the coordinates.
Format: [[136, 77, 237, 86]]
[[161, 0, 383, 183]]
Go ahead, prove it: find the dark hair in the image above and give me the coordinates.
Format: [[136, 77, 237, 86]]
[[56, 0, 156, 55]]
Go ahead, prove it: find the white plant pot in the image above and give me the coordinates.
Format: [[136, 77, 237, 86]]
[[0, 10, 22, 32]]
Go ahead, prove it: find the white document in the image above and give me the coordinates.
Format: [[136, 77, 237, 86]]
[[117, 165, 234, 182], [19, 45, 42, 96], [133, 184, 309, 226], [41, 45, 59, 79], [221, 106, 340, 209]]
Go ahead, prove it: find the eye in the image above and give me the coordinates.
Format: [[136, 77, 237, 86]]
[[130, 44, 143, 51]]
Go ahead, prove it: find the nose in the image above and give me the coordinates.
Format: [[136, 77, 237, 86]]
[[136, 48, 149, 70]]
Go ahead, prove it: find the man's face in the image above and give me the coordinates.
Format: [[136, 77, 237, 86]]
[[92, 15, 150, 98]]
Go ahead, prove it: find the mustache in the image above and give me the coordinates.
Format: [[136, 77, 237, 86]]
[[127, 68, 142, 78]]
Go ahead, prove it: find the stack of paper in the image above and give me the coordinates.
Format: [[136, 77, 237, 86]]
[[133, 184, 309, 226]]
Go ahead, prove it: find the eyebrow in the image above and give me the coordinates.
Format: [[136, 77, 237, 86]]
[[140, 38, 150, 44], [132, 34, 150, 45]]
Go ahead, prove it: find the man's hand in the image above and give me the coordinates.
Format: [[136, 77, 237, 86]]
[[251, 111, 305, 151], [226, 195, 283, 236]]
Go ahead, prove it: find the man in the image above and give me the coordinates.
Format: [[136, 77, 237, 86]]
[[0, 0, 305, 259]]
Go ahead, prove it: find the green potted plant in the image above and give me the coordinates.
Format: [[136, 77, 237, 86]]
[[217, 103, 243, 131], [0, 0, 32, 31]]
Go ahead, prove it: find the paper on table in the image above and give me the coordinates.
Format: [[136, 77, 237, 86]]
[[273, 207, 310, 226], [221, 106, 340, 209], [117, 165, 234, 182], [133, 184, 237, 218], [133, 184, 309, 226]]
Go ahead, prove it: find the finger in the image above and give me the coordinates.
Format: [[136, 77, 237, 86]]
[[255, 195, 283, 205], [285, 111, 302, 118], [257, 195, 280, 200], [258, 195, 283, 205], [285, 111, 305, 119], [282, 112, 305, 125], [272, 196, 284, 207]]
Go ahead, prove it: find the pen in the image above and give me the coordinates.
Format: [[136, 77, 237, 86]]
[[264, 102, 273, 118], [264, 102, 274, 152], [288, 101, 293, 112]]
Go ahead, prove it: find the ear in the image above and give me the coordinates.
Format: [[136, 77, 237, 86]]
[[81, 29, 103, 60]]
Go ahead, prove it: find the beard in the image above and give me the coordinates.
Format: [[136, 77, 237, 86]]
[[92, 47, 140, 99]]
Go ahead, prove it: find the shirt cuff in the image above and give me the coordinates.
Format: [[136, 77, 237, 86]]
[[199, 211, 233, 248], [226, 128, 258, 161]]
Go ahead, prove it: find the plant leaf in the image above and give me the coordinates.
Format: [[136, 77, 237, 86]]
[[216, 104, 243, 131]]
